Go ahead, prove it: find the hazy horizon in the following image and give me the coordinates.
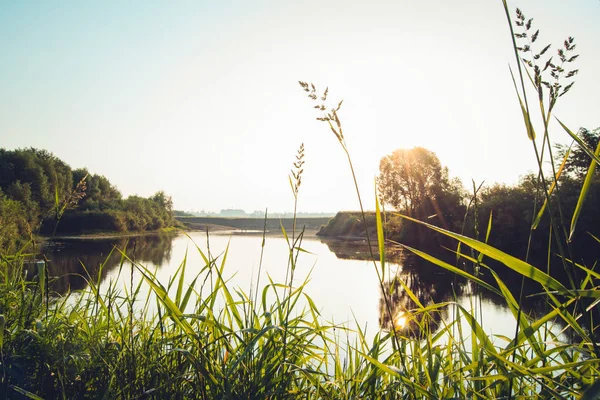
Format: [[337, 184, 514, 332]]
[[2, 0, 599, 213]]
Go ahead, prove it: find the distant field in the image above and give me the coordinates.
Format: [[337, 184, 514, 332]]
[[175, 216, 332, 232]]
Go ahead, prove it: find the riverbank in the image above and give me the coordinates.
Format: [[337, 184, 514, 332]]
[[176, 216, 331, 234], [3, 222, 597, 398], [38, 224, 322, 242], [37, 227, 181, 241], [316, 211, 389, 240]]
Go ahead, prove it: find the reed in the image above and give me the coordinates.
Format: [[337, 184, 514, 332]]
[[0, 2, 599, 399]]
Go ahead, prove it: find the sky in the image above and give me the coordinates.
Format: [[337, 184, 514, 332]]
[[1, 0, 599, 213]]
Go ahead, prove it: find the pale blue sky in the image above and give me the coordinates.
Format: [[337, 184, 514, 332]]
[[1, 0, 599, 212]]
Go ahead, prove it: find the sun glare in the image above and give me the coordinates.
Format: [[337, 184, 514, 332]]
[[393, 310, 408, 330]]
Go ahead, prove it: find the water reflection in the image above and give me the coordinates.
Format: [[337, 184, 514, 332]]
[[36, 232, 580, 341], [40, 234, 174, 293], [378, 260, 457, 337], [318, 238, 401, 260], [319, 237, 575, 338]]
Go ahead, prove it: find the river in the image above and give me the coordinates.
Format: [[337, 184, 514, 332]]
[[39, 231, 564, 343]]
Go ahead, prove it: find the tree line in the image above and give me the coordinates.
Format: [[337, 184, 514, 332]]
[[376, 127, 600, 266], [0, 148, 176, 252]]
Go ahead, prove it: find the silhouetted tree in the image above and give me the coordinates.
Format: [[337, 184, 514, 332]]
[[477, 176, 539, 257], [378, 147, 465, 229], [555, 127, 600, 180]]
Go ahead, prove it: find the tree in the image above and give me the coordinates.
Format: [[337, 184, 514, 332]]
[[73, 169, 122, 211], [477, 177, 538, 256], [1, 147, 177, 237], [378, 147, 465, 229], [151, 191, 173, 212], [0, 189, 30, 252], [555, 127, 600, 179]]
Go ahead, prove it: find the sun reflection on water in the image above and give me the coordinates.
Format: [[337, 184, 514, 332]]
[[393, 310, 408, 331]]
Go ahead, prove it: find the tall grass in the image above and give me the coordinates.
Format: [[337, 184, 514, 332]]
[[1, 2, 599, 399]]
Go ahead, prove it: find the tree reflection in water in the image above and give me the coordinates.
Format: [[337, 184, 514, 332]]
[[37, 234, 174, 294], [378, 255, 466, 338], [318, 237, 580, 338], [320, 238, 467, 336]]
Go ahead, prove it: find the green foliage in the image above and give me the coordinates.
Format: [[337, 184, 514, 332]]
[[378, 147, 466, 230], [379, 147, 443, 212], [42, 210, 127, 234], [0, 3, 598, 399], [300, 3, 599, 397], [317, 211, 377, 239], [467, 168, 600, 264], [1, 220, 598, 399], [73, 169, 122, 211], [0, 189, 31, 252], [0, 148, 176, 249], [0, 148, 69, 225], [477, 176, 538, 254], [173, 209, 194, 217], [556, 128, 600, 180]]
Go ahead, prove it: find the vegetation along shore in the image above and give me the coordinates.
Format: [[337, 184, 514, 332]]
[[1, 3, 600, 399], [0, 147, 180, 250]]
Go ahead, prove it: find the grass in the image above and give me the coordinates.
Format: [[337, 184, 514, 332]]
[[1, 2, 600, 398], [7, 241, 596, 399]]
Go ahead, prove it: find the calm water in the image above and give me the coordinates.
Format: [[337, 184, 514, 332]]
[[40, 231, 562, 343]]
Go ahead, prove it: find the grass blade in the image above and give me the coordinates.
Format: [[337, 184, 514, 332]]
[[556, 118, 600, 165], [375, 185, 386, 280], [395, 214, 572, 295], [510, 66, 535, 140], [568, 138, 600, 241], [136, 264, 195, 336], [10, 385, 45, 400], [175, 247, 188, 307], [399, 242, 502, 296], [532, 147, 570, 230], [0, 314, 4, 349]]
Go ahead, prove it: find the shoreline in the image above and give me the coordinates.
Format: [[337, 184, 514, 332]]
[[38, 225, 322, 241], [38, 227, 181, 241]]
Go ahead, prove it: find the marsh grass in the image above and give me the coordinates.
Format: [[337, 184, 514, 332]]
[[1, 2, 599, 398]]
